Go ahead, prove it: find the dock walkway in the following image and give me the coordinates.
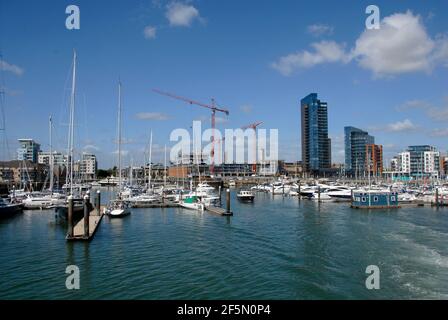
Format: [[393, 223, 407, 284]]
[[66, 206, 105, 241]]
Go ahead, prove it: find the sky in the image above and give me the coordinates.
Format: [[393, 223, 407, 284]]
[[0, 0, 447, 168]]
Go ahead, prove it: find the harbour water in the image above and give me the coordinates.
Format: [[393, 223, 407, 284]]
[[1, 190, 448, 299]]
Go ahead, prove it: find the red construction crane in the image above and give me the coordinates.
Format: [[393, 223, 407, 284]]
[[152, 89, 229, 174], [241, 121, 263, 173]]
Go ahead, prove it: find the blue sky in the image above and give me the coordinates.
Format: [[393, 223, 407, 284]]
[[1, 0, 447, 168]]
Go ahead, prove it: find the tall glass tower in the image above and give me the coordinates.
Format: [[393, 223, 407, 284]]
[[344, 126, 374, 175], [301, 93, 331, 173]]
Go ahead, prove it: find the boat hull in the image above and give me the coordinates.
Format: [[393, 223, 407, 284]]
[[0, 203, 23, 218]]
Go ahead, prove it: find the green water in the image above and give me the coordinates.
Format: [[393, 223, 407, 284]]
[[1, 191, 447, 299]]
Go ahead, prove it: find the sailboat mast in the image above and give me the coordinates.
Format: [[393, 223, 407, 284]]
[[49, 115, 54, 192], [148, 130, 153, 190], [117, 80, 122, 193], [164, 144, 167, 187], [68, 50, 76, 196]]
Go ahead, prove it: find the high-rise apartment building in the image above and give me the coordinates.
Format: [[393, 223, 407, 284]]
[[301, 93, 331, 173]]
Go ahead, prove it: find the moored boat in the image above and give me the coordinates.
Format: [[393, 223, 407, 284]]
[[237, 190, 255, 202]]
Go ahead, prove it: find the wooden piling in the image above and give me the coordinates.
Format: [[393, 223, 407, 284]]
[[218, 185, 222, 205], [96, 190, 101, 216], [67, 195, 74, 238], [436, 188, 439, 208], [226, 188, 231, 214], [318, 186, 321, 202], [83, 194, 90, 238]]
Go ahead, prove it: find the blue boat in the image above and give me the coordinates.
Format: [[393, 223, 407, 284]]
[[351, 190, 400, 209]]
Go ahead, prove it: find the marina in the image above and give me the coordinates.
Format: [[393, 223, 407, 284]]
[[1, 0, 448, 304], [1, 188, 447, 299]]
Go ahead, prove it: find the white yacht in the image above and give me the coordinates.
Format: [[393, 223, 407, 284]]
[[237, 190, 255, 202]]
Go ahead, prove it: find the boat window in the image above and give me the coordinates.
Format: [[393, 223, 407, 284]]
[[391, 196, 396, 202], [373, 196, 378, 202], [355, 197, 360, 202], [361, 197, 366, 202]]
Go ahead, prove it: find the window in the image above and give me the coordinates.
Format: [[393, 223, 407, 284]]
[[373, 196, 378, 202], [391, 196, 396, 202], [355, 197, 360, 202], [361, 197, 366, 202]]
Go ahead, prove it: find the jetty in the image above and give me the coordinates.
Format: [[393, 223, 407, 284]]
[[66, 191, 104, 241]]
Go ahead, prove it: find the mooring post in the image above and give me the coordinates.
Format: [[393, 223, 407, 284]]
[[218, 185, 222, 205], [272, 184, 274, 198], [282, 184, 285, 197], [83, 193, 90, 238], [436, 188, 439, 208], [96, 190, 101, 216], [318, 186, 321, 202], [351, 189, 354, 205], [298, 183, 301, 201], [226, 188, 231, 214], [67, 195, 74, 238]]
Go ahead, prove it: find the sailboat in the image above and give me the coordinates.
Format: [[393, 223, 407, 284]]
[[106, 80, 130, 218], [54, 50, 91, 221]]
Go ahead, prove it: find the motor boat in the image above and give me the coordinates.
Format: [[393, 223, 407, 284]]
[[0, 198, 23, 218], [196, 183, 215, 193], [22, 193, 66, 209], [237, 190, 255, 202], [179, 196, 204, 211], [105, 200, 131, 217], [326, 186, 353, 201]]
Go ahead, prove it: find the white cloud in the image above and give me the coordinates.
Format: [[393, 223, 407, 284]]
[[396, 97, 448, 121], [83, 144, 100, 151], [307, 24, 334, 37], [353, 11, 436, 77], [136, 112, 169, 120], [0, 59, 24, 76], [431, 128, 448, 137], [271, 41, 350, 76], [272, 11, 448, 77], [143, 25, 157, 39], [166, 2, 200, 27], [386, 119, 418, 132]]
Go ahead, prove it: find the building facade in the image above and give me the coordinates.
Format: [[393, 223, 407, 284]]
[[79, 153, 97, 181], [301, 93, 331, 174], [365, 144, 383, 176], [38, 151, 67, 167], [17, 139, 41, 163], [344, 126, 374, 175], [392, 145, 440, 179]]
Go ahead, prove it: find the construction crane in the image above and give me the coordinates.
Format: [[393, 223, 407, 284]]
[[152, 89, 230, 174], [241, 121, 263, 173]]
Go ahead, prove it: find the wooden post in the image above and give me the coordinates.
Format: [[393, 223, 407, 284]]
[[179, 190, 183, 203], [350, 189, 354, 206], [298, 183, 301, 201], [67, 195, 74, 238], [96, 190, 101, 216], [272, 184, 274, 197], [83, 194, 90, 238], [226, 188, 231, 214], [218, 185, 222, 205], [282, 184, 285, 196], [318, 186, 321, 202], [436, 188, 439, 208]]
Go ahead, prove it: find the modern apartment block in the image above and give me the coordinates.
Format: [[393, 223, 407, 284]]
[[79, 153, 97, 181], [38, 151, 68, 167], [392, 145, 440, 179], [365, 144, 383, 176], [344, 126, 375, 175], [17, 139, 41, 163], [301, 93, 331, 174]]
